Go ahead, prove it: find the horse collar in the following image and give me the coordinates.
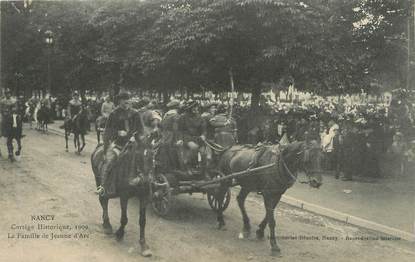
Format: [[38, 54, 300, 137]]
[[280, 153, 297, 182]]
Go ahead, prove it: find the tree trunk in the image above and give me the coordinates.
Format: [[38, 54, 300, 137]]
[[250, 87, 261, 112], [162, 89, 169, 105], [274, 89, 280, 102], [113, 84, 120, 97], [80, 88, 86, 104], [185, 88, 190, 100], [228, 68, 235, 118]]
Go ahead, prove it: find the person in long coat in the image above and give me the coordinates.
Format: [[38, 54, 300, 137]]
[[1, 89, 18, 158], [2, 103, 23, 161], [341, 123, 361, 181]]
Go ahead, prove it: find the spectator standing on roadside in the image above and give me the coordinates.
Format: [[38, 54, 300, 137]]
[[101, 96, 115, 118], [322, 123, 340, 173], [341, 122, 359, 181]]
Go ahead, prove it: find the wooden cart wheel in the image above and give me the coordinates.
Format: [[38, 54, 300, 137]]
[[207, 188, 231, 212], [151, 174, 172, 217], [206, 171, 231, 211]]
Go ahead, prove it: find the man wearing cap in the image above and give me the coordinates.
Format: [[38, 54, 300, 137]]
[[341, 121, 361, 181], [3, 103, 23, 162], [97, 92, 144, 197], [161, 99, 181, 140], [101, 96, 114, 119], [67, 91, 83, 123], [0, 89, 18, 159], [177, 101, 208, 177], [158, 99, 182, 171], [1, 89, 17, 119], [201, 102, 218, 140]]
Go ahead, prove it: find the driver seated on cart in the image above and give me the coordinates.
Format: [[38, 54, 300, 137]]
[[97, 91, 144, 197], [176, 100, 210, 180], [204, 104, 238, 168]]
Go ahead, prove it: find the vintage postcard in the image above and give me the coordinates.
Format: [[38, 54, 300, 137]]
[[1, 0, 414, 261]]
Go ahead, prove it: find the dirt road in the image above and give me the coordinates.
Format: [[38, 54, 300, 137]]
[[0, 129, 414, 262]]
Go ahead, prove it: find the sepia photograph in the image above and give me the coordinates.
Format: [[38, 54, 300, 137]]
[[0, 0, 414, 261]]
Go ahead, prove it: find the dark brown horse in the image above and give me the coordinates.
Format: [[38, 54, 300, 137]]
[[95, 116, 107, 144], [90, 139, 153, 257], [214, 140, 323, 256], [36, 103, 50, 133], [64, 109, 88, 154]]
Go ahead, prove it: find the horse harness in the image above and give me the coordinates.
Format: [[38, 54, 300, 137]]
[[225, 143, 299, 187]]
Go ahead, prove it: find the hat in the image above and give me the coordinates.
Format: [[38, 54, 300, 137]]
[[308, 114, 318, 120], [394, 131, 403, 137], [216, 104, 227, 114], [166, 99, 180, 108], [136, 98, 150, 109], [355, 117, 367, 124], [117, 92, 130, 101], [151, 111, 162, 122], [331, 124, 340, 131], [183, 100, 199, 111], [207, 101, 219, 107]]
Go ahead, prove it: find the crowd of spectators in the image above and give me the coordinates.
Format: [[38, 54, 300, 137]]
[[16, 89, 415, 180]]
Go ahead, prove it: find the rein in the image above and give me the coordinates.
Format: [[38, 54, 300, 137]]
[[278, 146, 313, 185], [280, 154, 298, 182], [204, 139, 229, 153]]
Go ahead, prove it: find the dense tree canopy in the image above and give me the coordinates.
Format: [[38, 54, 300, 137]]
[[1, 0, 412, 105]]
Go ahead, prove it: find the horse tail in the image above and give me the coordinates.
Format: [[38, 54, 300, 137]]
[[95, 117, 100, 132], [91, 144, 104, 187]]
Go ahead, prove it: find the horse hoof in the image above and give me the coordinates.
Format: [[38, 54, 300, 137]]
[[103, 224, 113, 234], [238, 231, 250, 239], [217, 224, 227, 231], [270, 248, 281, 257], [256, 230, 265, 240], [141, 248, 153, 257], [115, 230, 124, 241]]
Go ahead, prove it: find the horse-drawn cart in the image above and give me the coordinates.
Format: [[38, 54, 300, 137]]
[[150, 161, 276, 217], [151, 169, 231, 216]]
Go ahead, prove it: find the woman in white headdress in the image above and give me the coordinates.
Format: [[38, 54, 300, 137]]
[[322, 124, 340, 153], [321, 123, 340, 171]]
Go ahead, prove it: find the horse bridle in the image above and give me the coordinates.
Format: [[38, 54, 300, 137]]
[[278, 145, 316, 185], [279, 152, 298, 182]]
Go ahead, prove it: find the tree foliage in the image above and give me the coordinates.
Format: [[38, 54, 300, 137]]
[[1, 0, 411, 102]]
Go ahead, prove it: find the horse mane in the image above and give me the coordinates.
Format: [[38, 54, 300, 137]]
[[282, 139, 319, 155], [281, 141, 303, 156]]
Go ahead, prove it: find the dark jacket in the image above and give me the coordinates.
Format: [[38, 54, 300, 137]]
[[2, 113, 23, 138], [103, 107, 143, 150], [178, 112, 206, 144]]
